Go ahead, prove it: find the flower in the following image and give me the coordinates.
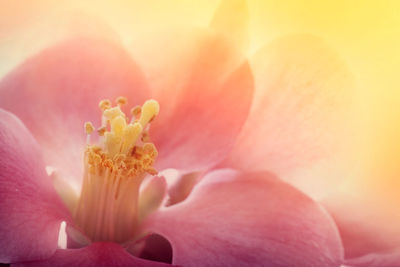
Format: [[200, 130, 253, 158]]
[[0, 1, 354, 266]]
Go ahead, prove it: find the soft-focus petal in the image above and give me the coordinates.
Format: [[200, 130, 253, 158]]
[[12, 242, 173, 267], [345, 248, 400, 267], [322, 114, 400, 258], [210, 0, 248, 52], [224, 34, 355, 198], [0, 37, 150, 184], [323, 186, 400, 259], [147, 32, 254, 172], [0, 109, 71, 263], [152, 57, 253, 171], [147, 169, 343, 267], [130, 1, 252, 172]]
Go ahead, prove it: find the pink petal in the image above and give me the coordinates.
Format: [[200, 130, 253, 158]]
[[12, 242, 174, 267], [134, 27, 253, 172], [0, 109, 71, 263], [153, 56, 253, 172], [321, 138, 400, 258], [138, 234, 173, 264], [138, 176, 167, 221], [146, 169, 344, 267], [0, 37, 150, 183], [323, 190, 400, 259], [345, 248, 400, 267], [224, 34, 354, 197], [167, 172, 199, 206]]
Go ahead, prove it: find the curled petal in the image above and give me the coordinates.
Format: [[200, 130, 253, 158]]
[[138, 176, 167, 221], [147, 169, 344, 267], [167, 172, 199, 206], [224, 34, 354, 198], [12, 242, 174, 267], [0, 37, 150, 184], [0, 109, 71, 263]]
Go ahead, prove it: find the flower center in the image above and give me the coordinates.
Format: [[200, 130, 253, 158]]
[[74, 97, 159, 243]]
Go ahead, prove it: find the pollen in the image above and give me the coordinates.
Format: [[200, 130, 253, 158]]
[[76, 97, 160, 242]]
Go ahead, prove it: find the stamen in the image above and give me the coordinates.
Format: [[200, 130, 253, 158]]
[[139, 100, 159, 128], [130, 106, 142, 122], [97, 126, 106, 136], [116, 96, 127, 106], [76, 98, 160, 243], [99, 99, 111, 111], [103, 106, 125, 121], [85, 122, 94, 134], [121, 123, 142, 154], [110, 116, 126, 137], [84, 122, 94, 144], [141, 130, 150, 142]]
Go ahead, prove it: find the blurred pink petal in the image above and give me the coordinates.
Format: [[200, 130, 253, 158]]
[[345, 248, 400, 267], [323, 190, 400, 259], [147, 169, 343, 267], [151, 55, 253, 171], [0, 37, 150, 183], [224, 34, 354, 198], [13, 242, 174, 267], [131, 2, 252, 172], [0, 109, 70, 263]]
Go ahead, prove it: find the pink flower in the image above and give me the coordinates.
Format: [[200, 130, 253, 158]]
[[0, 1, 352, 266]]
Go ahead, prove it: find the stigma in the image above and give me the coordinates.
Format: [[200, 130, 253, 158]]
[[75, 97, 159, 243]]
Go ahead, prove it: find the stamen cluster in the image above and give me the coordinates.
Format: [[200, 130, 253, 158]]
[[75, 97, 160, 242], [84, 97, 159, 178]]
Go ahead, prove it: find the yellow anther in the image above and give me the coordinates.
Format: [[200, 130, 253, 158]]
[[103, 159, 114, 169], [84, 122, 94, 134], [90, 145, 102, 153], [143, 142, 157, 156], [103, 107, 125, 121], [126, 168, 136, 177], [122, 123, 142, 153], [97, 126, 107, 136], [116, 96, 127, 106], [99, 99, 111, 111], [110, 116, 126, 137], [145, 167, 158, 176], [139, 100, 159, 127], [113, 153, 126, 163], [92, 153, 102, 165], [104, 132, 122, 157]]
